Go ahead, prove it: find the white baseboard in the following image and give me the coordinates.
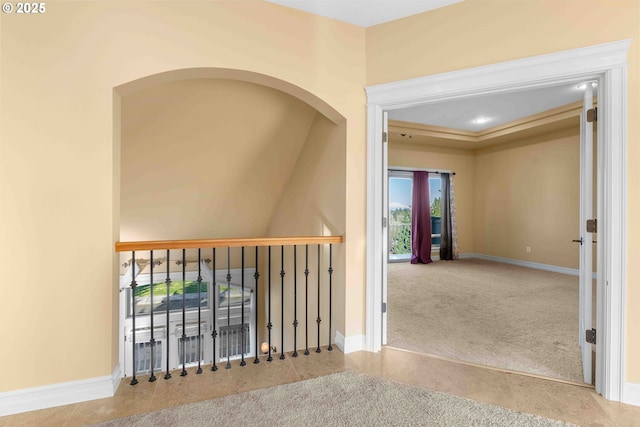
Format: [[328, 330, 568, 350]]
[[0, 364, 122, 417], [468, 253, 590, 277], [623, 382, 640, 407], [111, 363, 122, 394], [335, 331, 365, 354]]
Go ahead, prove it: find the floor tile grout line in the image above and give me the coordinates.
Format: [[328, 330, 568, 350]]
[[61, 401, 80, 427]]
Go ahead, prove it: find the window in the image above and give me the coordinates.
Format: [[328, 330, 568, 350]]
[[429, 176, 442, 247], [216, 283, 254, 360], [388, 172, 412, 261], [388, 171, 443, 261], [219, 323, 251, 359], [121, 265, 255, 378], [133, 337, 164, 374], [178, 334, 204, 365], [127, 279, 209, 317]]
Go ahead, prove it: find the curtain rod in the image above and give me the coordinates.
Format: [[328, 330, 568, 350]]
[[388, 167, 456, 175], [122, 258, 211, 269]]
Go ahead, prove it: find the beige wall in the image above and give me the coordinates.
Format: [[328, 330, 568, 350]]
[[388, 142, 475, 255], [368, 0, 640, 382], [0, 1, 365, 393], [267, 113, 346, 349], [474, 130, 580, 268], [121, 78, 317, 242]]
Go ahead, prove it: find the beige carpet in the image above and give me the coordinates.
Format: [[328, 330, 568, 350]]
[[387, 259, 584, 383], [92, 372, 576, 426]]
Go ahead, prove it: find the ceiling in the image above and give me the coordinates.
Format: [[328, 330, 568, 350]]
[[390, 82, 592, 132], [265, 0, 463, 27]]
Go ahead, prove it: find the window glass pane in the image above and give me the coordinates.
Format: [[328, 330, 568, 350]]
[[430, 177, 442, 246], [219, 323, 251, 359], [178, 335, 204, 365], [389, 176, 412, 257], [218, 285, 252, 309], [134, 340, 163, 373], [129, 280, 208, 317]]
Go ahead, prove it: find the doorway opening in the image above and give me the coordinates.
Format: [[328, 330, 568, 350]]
[[383, 82, 597, 385], [365, 40, 630, 401]]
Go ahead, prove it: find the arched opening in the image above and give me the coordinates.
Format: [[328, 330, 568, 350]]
[[113, 68, 346, 377]]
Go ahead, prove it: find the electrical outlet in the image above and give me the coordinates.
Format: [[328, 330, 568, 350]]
[[526, 246, 531, 253]]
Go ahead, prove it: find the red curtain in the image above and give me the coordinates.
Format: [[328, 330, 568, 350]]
[[411, 171, 433, 264]]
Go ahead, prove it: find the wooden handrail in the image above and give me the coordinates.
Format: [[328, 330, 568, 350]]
[[115, 236, 344, 252]]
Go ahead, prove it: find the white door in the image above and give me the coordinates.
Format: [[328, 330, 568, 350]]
[[381, 112, 389, 345], [578, 81, 597, 385]]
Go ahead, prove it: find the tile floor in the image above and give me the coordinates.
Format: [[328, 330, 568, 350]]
[[1, 347, 639, 427]]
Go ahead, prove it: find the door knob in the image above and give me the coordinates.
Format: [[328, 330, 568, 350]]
[[572, 238, 583, 245]]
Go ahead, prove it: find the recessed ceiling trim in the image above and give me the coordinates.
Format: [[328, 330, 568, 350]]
[[477, 100, 583, 141], [388, 100, 585, 149], [389, 120, 477, 140]]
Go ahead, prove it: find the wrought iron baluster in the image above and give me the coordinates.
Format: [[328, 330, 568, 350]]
[[253, 246, 260, 364], [164, 250, 172, 380], [316, 244, 321, 353], [328, 244, 333, 351], [130, 251, 139, 385], [292, 245, 298, 357], [180, 249, 188, 377], [226, 247, 232, 369], [240, 247, 246, 367], [211, 248, 218, 371], [149, 250, 157, 382], [304, 245, 310, 356], [280, 245, 286, 360], [196, 248, 203, 374], [267, 246, 273, 362]]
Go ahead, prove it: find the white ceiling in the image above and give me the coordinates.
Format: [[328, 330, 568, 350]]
[[265, 0, 463, 27], [389, 82, 591, 132]]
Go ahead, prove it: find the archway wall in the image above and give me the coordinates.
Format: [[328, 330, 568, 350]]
[[266, 113, 347, 351], [119, 77, 348, 354], [366, 0, 640, 384], [0, 2, 365, 393], [119, 78, 323, 244]]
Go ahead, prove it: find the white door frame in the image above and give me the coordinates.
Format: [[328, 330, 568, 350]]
[[381, 112, 389, 344], [579, 81, 596, 385], [365, 40, 630, 402]]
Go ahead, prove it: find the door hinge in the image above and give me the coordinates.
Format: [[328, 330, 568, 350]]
[[382, 132, 388, 143], [587, 107, 597, 123], [586, 328, 596, 345], [586, 218, 597, 233], [383, 217, 387, 228], [382, 302, 387, 313]]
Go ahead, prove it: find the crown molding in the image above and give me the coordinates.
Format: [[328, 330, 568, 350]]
[[388, 100, 584, 150]]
